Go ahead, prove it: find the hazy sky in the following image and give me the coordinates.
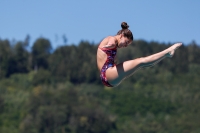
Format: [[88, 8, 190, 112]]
[[1, 0, 200, 48]]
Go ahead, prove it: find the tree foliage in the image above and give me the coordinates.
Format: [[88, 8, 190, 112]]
[[0, 37, 200, 133]]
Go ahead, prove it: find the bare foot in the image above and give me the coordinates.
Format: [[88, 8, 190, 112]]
[[166, 43, 182, 57]]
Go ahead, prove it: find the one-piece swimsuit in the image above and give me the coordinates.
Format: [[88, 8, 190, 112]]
[[98, 46, 117, 87]]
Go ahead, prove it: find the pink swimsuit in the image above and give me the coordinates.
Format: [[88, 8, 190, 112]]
[[99, 46, 117, 87]]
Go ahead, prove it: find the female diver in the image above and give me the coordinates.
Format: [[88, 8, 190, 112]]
[[97, 22, 182, 87]]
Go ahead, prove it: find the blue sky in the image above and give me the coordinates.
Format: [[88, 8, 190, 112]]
[[0, 0, 200, 48]]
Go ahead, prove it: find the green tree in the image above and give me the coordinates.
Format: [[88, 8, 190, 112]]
[[0, 39, 13, 78], [188, 41, 200, 64], [31, 38, 52, 71], [20, 85, 116, 133], [11, 41, 29, 73]]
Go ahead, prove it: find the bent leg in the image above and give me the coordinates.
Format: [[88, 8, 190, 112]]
[[106, 43, 182, 86]]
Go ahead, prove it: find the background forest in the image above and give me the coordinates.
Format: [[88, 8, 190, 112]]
[[0, 36, 200, 133]]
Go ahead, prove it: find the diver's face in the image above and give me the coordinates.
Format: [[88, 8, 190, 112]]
[[118, 35, 132, 48]]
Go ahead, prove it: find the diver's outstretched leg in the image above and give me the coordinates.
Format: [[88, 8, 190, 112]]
[[106, 43, 182, 86]]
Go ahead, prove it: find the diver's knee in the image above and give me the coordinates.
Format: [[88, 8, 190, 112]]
[[136, 57, 146, 67]]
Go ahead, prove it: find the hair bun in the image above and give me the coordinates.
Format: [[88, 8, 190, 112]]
[[121, 22, 129, 29]]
